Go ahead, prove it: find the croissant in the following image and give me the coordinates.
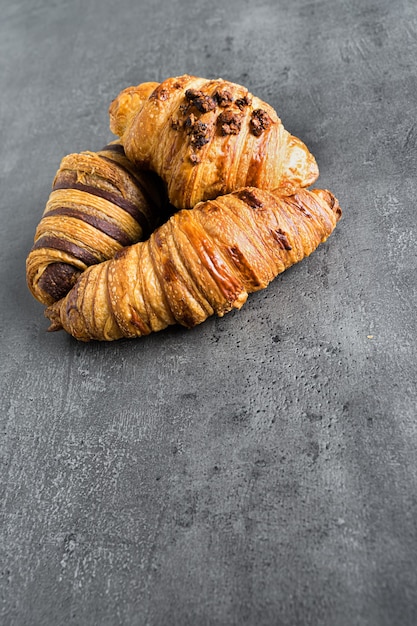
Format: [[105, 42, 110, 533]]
[[26, 141, 170, 305], [109, 75, 319, 209], [45, 187, 341, 342]]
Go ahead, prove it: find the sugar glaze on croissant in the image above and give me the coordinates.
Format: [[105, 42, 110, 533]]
[[109, 75, 319, 209], [45, 187, 341, 342], [26, 141, 170, 305]]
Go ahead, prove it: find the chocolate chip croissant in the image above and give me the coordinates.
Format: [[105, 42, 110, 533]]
[[109, 75, 319, 209], [45, 187, 341, 342], [26, 141, 170, 305]]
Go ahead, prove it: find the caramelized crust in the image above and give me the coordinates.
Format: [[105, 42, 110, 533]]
[[45, 188, 341, 342]]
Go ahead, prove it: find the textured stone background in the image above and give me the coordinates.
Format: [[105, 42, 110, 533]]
[[1, 0, 417, 624]]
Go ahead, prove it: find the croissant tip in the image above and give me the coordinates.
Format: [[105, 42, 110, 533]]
[[44, 306, 63, 332], [313, 189, 342, 221], [46, 321, 63, 332]]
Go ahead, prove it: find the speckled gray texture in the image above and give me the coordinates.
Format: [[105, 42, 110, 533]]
[[1, 0, 417, 624]]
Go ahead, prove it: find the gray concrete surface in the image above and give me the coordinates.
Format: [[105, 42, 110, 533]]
[[1, 0, 417, 624]]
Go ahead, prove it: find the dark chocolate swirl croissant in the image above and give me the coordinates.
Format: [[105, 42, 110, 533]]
[[26, 141, 170, 305]]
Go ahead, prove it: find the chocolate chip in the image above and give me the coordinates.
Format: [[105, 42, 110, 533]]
[[184, 116, 211, 149], [179, 102, 191, 115], [185, 88, 201, 101], [250, 108, 273, 136], [217, 110, 243, 135], [184, 113, 197, 131], [235, 95, 252, 109], [185, 89, 216, 113], [190, 122, 211, 148], [214, 89, 234, 106]]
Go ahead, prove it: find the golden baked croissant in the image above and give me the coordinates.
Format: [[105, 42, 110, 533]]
[[109, 75, 319, 209], [45, 187, 341, 342], [26, 141, 170, 305]]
